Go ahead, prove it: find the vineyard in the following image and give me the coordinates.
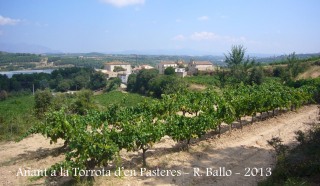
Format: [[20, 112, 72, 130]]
[[18, 80, 319, 184]]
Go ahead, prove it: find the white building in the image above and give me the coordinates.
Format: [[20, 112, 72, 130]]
[[103, 61, 132, 84], [104, 61, 132, 74], [175, 68, 187, 77]]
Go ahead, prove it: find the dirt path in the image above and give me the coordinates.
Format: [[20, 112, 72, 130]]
[[0, 105, 318, 186]]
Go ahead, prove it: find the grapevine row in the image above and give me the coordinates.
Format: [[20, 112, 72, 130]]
[[22, 81, 318, 181]]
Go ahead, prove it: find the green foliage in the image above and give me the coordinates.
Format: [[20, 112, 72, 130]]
[[70, 89, 95, 115], [0, 52, 41, 65], [273, 66, 286, 78], [53, 57, 104, 69], [94, 91, 152, 108], [131, 69, 158, 94], [88, 72, 106, 90], [106, 77, 121, 92], [260, 126, 320, 186], [126, 74, 137, 92], [184, 75, 219, 86], [224, 45, 255, 84], [34, 89, 53, 118], [0, 95, 36, 141], [0, 90, 8, 100], [164, 66, 175, 75], [113, 66, 126, 72], [148, 75, 187, 98], [18, 76, 319, 183], [225, 45, 247, 67], [56, 79, 71, 92], [127, 69, 187, 98], [215, 68, 229, 88], [248, 65, 265, 85]]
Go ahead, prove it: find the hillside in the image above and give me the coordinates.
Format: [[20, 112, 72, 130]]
[[297, 65, 320, 79]]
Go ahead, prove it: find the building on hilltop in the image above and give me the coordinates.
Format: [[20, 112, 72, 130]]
[[104, 61, 132, 74], [132, 64, 154, 73], [156, 61, 178, 74], [187, 60, 216, 75], [156, 60, 216, 77], [97, 61, 132, 84]]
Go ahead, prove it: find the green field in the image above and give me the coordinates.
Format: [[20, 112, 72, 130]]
[[0, 91, 152, 141], [184, 75, 219, 86], [0, 95, 36, 141], [94, 91, 153, 109]]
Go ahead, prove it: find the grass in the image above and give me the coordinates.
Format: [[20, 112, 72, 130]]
[[184, 75, 219, 86], [0, 91, 152, 141], [93, 91, 153, 109], [0, 95, 36, 141]]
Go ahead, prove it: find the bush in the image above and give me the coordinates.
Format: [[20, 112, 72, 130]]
[[106, 77, 121, 92], [0, 90, 8, 101]]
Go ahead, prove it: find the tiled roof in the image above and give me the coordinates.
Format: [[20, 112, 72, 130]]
[[191, 61, 213, 65]]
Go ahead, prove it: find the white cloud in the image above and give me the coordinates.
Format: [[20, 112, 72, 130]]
[[198, 16, 209, 21], [0, 15, 20, 26], [191, 31, 219, 41], [100, 0, 145, 7], [190, 31, 248, 44], [172, 34, 186, 41]]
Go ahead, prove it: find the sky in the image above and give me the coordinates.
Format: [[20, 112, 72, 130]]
[[0, 0, 319, 55]]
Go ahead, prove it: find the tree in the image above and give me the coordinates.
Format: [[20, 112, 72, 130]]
[[127, 74, 137, 92], [134, 69, 158, 94], [34, 89, 53, 118], [0, 90, 8, 101], [57, 80, 71, 92], [248, 65, 264, 85], [216, 68, 228, 88], [106, 77, 121, 91], [74, 75, 87, 90], [113, 66, 126, 72], [71, 89, 94, 115], [164, 67, 175, 75], [224, 45, 254, 83], [148, 75, 187, 98], [287, 52, 302, 79], [88, 72, 107, 90], [225, 45, 246, 68]]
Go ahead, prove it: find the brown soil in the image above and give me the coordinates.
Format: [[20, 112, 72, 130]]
[[0, 105, 318, 186], [298, 66, 320, 79], [188, 84, 207, 91]]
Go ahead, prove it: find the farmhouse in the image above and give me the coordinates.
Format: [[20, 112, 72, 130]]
[[156, 61, 178, 74], [132, 64, 154, 73], [104, 61, 132, 74], [100, 61, 132, 84], [188, 60, 216, 75]]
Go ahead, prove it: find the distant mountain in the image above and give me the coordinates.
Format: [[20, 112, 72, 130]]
[[0, 43, 61, 54]]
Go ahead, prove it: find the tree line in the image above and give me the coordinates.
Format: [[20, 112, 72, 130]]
[[0, 52, 42, 64], [0, 67, 107, 100]]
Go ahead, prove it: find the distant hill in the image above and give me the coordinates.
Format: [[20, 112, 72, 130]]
[[255, 53, 320, 64], [0, 43, 61, 54]]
